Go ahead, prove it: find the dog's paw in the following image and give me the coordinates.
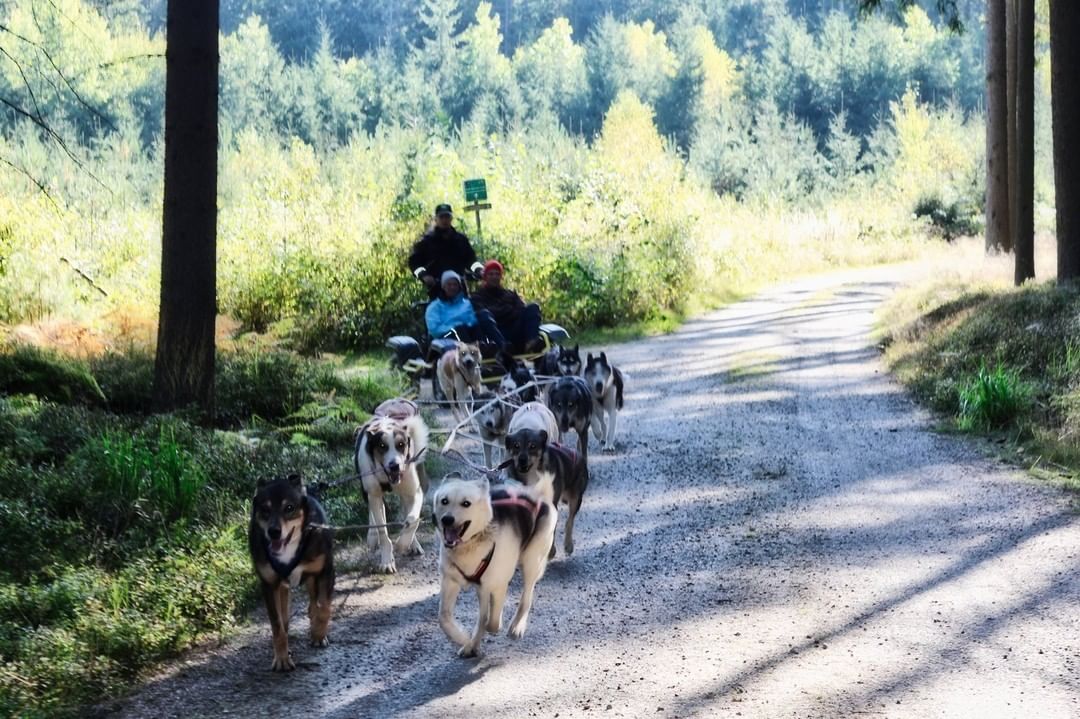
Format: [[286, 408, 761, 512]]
[[396, 537, 423, 556], [270, 654, 296, 672], [508, 618, 529, 639], [602, 442, 616, 453], [311, 636, 330, 648], [486, 616, 502, 635], [457, 645, 482, 659], [377, 559, 397, 574], [564, 538, 575, 555]]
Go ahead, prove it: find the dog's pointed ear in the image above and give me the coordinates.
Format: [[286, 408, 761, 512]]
[[587, 352, 593, 363], [600, 351, 607, 363], [538, 429, 548, 447], [287, 473, 307, 495], [573, 344, 579, 353], [256, 477, 269, 488]]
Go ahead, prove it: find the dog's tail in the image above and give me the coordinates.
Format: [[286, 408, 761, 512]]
[[613, 367, 626, 410]]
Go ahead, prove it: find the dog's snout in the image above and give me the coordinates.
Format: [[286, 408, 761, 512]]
[[387, 460, 400, 471], [267, 525, 281, 540], [440, 515, 455, 527], [595, 382, 603, 394]]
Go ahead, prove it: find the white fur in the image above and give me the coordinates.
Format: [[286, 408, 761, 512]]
[[508, 401, 559, 440], [355, 414, 429, 573], [432, 476, 556, 658], [583, 356, 623, 453], [437, 342, 483, 424]]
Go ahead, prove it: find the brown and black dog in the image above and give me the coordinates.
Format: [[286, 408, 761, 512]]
[[249, 473, 334, 671]]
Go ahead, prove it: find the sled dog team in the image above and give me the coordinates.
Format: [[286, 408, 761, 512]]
[[249, 345, 626, 669]]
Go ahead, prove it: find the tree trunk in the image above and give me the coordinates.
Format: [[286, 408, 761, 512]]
[[985, 0, 1011, 254], [153, 0, 219, 417], [1013, 0, 1035, 285], [1051, 0, 1080, 282]]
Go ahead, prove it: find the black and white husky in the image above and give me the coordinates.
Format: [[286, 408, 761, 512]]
[[433, 475, 556, 657], [497, 351, 539, 405], [546, 375, 592, 459], [583, 352, 625, 453], [354, 407, 429, 573], [533, 344, 582, 378]]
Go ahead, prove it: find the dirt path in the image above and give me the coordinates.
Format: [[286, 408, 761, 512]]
[[107, 267, 1079, 718]]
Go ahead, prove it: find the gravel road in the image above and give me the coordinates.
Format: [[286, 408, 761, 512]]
[[108, 267, 1079, 718]]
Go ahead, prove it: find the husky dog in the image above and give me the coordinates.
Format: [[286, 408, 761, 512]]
[[533, 344, 582, 378], [433, 475, 556, 657], [472, 390, 511, 468], [496, 351, 539, 405], [583, 352, 625, 453], [437, 341, 483, 423], [373, 397, 430, 491], [504, 429, 589, 556], [546, 375, 593, 459], [354, 410, 429, 573], [249, 474, 334, 671]]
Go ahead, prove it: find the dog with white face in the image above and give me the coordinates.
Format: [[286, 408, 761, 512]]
[[432, 475, 556, 658], [583, 351, 625, 453], [437, 341, 483, 423], [354, 411, 429, 573], [471, 390, 511, 469]]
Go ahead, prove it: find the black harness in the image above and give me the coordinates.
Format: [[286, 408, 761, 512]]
[[266, 526, 311, 581]]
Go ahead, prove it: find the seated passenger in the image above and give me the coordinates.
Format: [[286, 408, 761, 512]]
[[469, 260, 544, 355], [425, 270, 506, 348]]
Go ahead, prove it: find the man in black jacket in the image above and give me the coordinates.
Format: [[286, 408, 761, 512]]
[[470, 259, 544, 354], [408, 204, 483, 299]]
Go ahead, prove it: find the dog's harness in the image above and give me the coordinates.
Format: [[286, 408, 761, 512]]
[[456, 543, 496, 585], [266, 525, 313, 582]]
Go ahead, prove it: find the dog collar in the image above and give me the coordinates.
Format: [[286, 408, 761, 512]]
[[458, 543, 496, 585]]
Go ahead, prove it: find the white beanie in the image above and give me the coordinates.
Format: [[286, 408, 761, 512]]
[[441, 270, 462, 288]]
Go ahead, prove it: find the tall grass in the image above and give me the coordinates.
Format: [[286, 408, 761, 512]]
[[957, 363, 1032, 432]]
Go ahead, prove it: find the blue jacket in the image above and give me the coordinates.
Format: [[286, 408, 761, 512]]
[[426, 294, 477, 338]]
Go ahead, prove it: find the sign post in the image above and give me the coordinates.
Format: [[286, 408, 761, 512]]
[[463, 178, 491, 257]]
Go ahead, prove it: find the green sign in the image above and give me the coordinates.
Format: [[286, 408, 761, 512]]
[[464, 178, 488, 202]]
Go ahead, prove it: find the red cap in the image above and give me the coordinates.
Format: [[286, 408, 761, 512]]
[[483, 260, 504, 274]]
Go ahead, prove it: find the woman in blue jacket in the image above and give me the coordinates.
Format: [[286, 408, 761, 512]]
[[425, 271, 506, 348]]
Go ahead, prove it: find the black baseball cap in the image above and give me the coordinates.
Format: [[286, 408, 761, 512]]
[[435, 203, 453, 216]]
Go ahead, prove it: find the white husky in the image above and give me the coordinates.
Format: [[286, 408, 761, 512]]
[[583, 351, 625, 452], [354, 407, 429, 573], [432, 475, 556, 658]]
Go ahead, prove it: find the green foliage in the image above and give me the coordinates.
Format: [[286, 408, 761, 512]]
[[957, 363, 1032, 431], [0, 344, 106, 406], [0, 343, 398, 714], [882, 280, 1080, 482], [913, 193, 981, 240]]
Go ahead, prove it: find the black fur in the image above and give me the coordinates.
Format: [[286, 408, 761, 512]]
[[503, 429, 589, 516], [497, 350, 539, 404], [546, 375, 592, 459], [491, 486, 546, 549]]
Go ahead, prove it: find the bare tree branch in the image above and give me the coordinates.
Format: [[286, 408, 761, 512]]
[[0, 154, 62, 213]]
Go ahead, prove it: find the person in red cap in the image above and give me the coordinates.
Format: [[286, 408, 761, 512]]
[[470, 259, 544, 354]]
